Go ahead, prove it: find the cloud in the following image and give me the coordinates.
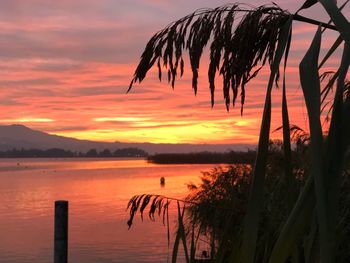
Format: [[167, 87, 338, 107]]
[[93, 117, 150, 122], [0, 118, 54, 123], [0, 0, 345, 143]]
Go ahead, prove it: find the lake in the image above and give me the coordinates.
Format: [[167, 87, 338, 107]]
[[0, 158, 218, 262]]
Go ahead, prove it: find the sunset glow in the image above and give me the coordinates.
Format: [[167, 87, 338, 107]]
[[0, 0, 346, 144]]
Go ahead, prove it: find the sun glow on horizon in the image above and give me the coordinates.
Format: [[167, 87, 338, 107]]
[[93, 117, 151, 122], [0, 0, 338, 145], [0, 118, 54, 123], [51, 119, 260, 144]]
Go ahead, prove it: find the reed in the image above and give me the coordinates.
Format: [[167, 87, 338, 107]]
[[127, 1, 350, 262]]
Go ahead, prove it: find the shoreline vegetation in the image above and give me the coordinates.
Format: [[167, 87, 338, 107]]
[[0, 147, 257, 165], [126, 1, 350, 261], [0, 147, 148, 158], [147, 151, 256, 164]]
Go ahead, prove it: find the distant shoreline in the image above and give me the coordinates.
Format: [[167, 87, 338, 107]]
[[0, 147, 148, 158], [0, 148, 257, 165], [147, 151, 256, 164], [0, 156, 147, 159]]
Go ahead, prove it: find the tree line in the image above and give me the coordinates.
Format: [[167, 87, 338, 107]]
[[0, 147, 148, 158], [147, 150, 256, 164]]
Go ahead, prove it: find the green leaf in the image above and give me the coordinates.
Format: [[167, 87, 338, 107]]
[[269, 26, 349, 263], [189, 219, 196, 263], [269, 25, 326, 263], [300, 27, 322, 119], [172, 202, 190, 263], [172, 224, 181, 263], [303, 214, 318, 263], [321, 71, 339, 107], [300, 26, 332, 262], [296, 0, 318, 14], [319, 35, 343, 69], [318, 0, 350, 45], [239, 17, 292, 263], [322, 43, 350, 260], [281, 24, 296, 207], [268, 177, 315, 263]]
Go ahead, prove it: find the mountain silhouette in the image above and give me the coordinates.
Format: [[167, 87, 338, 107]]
[[0, 124, 254, 154]]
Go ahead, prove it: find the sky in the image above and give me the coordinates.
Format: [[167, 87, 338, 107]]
[[0, 0, 348, 144]]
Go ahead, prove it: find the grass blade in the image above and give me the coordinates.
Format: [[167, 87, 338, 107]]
[[300, 26, 332, 262], [178, 202, 190, 263], [319, 35, 343, 69], [190, 223, 195, 263], [269, 25, 326, 263], [172, 201, 190, 263], [323, 43, 350, 259], [281, 24, 297, 207], [239, 17, 292, 263], [318, 0, 349, 69], [303, 214, 318, 263], [296, 0, 318, 14], [268, 177, 315, 263], [172, 225, 181, 263], [318, 0, 350, 45]]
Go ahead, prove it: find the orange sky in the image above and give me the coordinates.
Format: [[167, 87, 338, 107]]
[[0, 0, 348, 144]]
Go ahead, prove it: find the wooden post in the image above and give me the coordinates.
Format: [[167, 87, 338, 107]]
[[54, 200, 68, 263]]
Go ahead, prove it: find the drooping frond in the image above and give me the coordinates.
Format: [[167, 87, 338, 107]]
[[126, 194, 170, 229], [345, 80, 350, 99], [319, 71, 350, 122], [273, 124, 310, 144], [129, 4, 291, 112]]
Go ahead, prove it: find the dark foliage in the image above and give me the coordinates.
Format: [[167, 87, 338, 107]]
[[147, 151, 256, 164], [129, 4, 291, 112], [113, 147, 148, 157], [319, 71, 350, 120], [186, 165, 251, 251], [127, 1, 350, 261], [126, 140, 350, 261], [0, 147, 148, 158], [127, 194, 170, 229], [0, 148, 76, 158]]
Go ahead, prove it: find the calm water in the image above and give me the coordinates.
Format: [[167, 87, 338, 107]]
[[0, 158, 216, 262]]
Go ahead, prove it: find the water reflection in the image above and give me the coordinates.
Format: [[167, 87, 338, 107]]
[[0, 158, 216, 262]]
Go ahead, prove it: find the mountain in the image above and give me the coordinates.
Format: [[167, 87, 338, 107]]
[[0, 125, 254, 154]]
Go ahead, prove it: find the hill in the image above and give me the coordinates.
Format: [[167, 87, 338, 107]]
[[0, 125, 254, 154]]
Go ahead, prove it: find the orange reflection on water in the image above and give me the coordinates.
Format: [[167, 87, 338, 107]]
[[0, 158, 217, 263]]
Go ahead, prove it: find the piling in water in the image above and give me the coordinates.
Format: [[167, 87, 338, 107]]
[[54, 200, 68, 263]]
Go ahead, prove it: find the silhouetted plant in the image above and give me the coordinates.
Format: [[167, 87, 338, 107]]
[[127, 1, 350, 262]]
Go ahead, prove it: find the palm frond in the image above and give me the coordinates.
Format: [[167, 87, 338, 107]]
[[129, 4, 291, 112]]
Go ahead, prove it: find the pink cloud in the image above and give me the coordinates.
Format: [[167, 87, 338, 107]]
[[0, 0, 347, 143]]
